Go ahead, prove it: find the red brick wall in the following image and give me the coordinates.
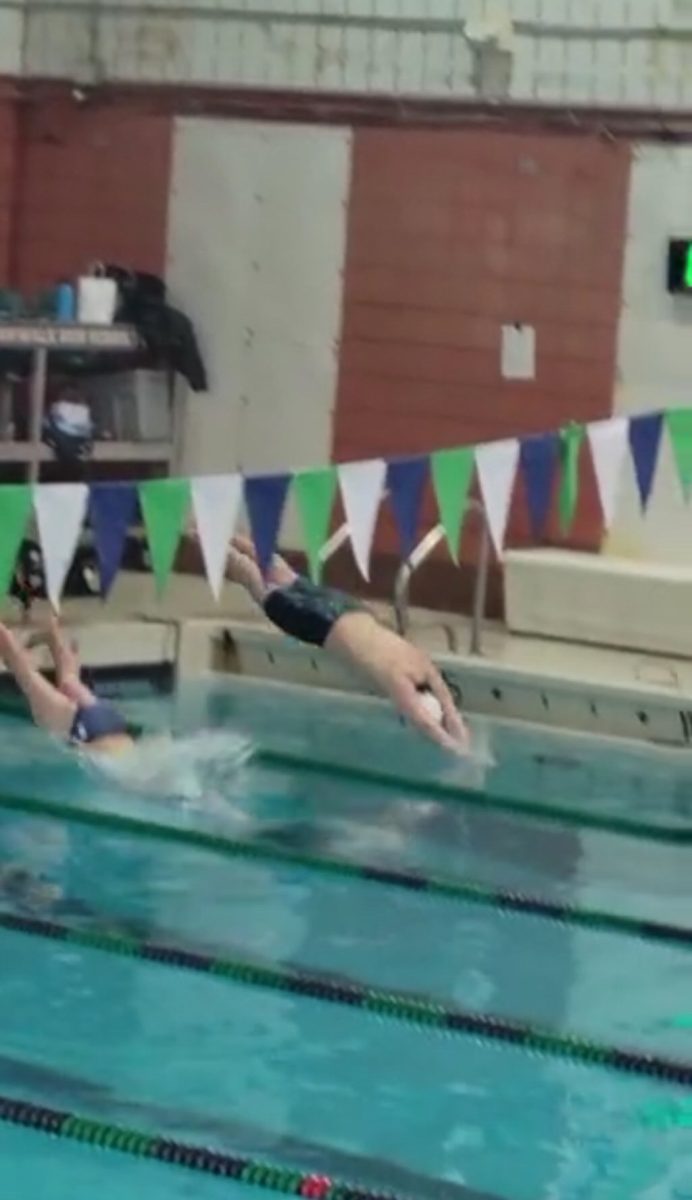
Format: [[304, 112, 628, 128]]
[[334, 129, 631, 579], [11, 101, 173, 293], [0, 96, 18, 284]]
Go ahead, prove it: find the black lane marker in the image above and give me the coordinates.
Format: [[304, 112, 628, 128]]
[[0, 790, 688, 952], [1, 909, 691, 1088]]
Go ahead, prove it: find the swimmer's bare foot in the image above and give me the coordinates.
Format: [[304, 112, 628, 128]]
[[229, 535, 298, 593], [26, 615, 78, 665]]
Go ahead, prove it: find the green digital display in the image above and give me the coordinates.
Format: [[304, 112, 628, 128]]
[[685, 245, 692, 290], [668, 239, 692, 293]]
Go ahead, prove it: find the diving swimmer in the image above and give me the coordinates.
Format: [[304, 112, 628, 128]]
[[0, 615, 134, 755], [225, 536, 470, 755]]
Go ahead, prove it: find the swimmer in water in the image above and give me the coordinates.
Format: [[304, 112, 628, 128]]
[[226, 536, 470, 755], [0, 614, 135, 756]]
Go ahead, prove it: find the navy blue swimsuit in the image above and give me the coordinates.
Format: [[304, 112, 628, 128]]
[[70, 702, 129, 746], [263, 578, 364, 647]]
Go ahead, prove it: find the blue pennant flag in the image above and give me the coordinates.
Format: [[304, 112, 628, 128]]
[[629, 412, 663, 509], [89, 483, 138, 597], [520, 432, 559, 537], [244, 473, 291, 574], [387, 456, 429, 559]]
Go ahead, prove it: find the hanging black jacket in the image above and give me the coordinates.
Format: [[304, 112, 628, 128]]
[[106, 265, 208, 392]]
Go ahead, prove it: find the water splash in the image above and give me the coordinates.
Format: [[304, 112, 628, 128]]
[[89, 729, 255, 807]]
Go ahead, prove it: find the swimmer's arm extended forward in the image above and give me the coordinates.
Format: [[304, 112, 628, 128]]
[[226, 537, 469, 755]]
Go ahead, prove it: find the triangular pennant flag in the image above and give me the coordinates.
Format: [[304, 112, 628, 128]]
[[387, 456, 429, 560], [0, 485, 31, 603], [338, 459, 387, 580], [475, 438, 520, 557], [431, 446, 475, 563], [558, 423, 585, 534], [519, 432, 559, 537], [666, 409, 692, 501], [244, 473, 291, 575], [139, 478, 190, 596], [191, 474, 242, 600], [587, 417, 629, 530], [89, 483, 138, 598], [293, 467, 337, 583], [34, 483, 88, 610], [628, 412, 663, 510]]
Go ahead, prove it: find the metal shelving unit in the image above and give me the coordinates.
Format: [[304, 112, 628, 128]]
[[0, 322, 183, 481]]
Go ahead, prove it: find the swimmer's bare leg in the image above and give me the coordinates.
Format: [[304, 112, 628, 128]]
[[227, 534, 298, 602], [44, 613, 96, 708], [0, 622, 75, 737], [27, 614, 95, 707]]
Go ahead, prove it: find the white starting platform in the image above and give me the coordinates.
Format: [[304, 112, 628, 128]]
[[504, 549, 692, 658]]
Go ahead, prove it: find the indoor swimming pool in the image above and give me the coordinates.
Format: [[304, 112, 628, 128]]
[[0, 675, 688, 1200]]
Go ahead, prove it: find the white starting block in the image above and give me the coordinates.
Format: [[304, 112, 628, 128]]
[[504, 549, 692, 657]]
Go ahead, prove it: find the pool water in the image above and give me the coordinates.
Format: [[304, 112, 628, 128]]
[[0, 676, 689, 1200]]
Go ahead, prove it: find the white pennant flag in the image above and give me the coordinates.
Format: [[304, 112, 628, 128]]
[[338, 459, 386, 580], [475, 438, 520, 557], [587, 417, 629, 530], [191, 474, 243, 601], [34, 484, 88, 610]]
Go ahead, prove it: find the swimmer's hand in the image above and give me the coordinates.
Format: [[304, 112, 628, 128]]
[[326, 613, 470, 755], [386, 659, 470, 755]]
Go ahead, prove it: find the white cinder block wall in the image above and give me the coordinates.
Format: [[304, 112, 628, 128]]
[[609, 144, 692, 565], [0, 0, 24, 75], [166, 119, 351, 538], [19, 0, 692, 110]]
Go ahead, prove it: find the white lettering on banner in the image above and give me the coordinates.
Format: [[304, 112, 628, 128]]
[[0, 324, 138, 350]]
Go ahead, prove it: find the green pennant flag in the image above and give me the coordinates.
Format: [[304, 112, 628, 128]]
[[431, 446, 474, 562], [139, 478, 190, 596], [293, 467, 337, 583], [667, 408, 692, 501], [0, 485, 31, 604], [559, 423, 585, 534]]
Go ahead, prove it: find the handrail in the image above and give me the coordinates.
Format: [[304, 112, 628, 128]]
[[393, 500, 491, 656], [319, 502, 491, 655], [318, 521, 351, 564]]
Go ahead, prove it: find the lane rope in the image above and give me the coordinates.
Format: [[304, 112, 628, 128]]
[[261, 751, 692, 845], [0, 790, 689, 951], [0, 1054, 503, 1200], [0, 1091, 405, 1200], [0, 1089, 507, 1200], [2, 908, 691, 1088]]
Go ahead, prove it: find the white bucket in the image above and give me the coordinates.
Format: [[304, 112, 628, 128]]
[[77, 265, 118, 325]]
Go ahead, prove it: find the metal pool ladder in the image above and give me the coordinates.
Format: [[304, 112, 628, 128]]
[[319, 498, 492, 657]]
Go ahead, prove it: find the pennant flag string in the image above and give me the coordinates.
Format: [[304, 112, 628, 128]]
[[387, 456, 429, 561], [34, 484, 89, 611], [558, 423, 585, 535], [293, 467, 337, 584], [338, 459, 387, 581], [629, 412, 664, 511], [520, 432, 559, 538], [431, 446, 475, 563], [667, 408, 692, 502], [90, 483, 138, 599], [139, 478, 191, 597], [476, 438, 520, 557], [587, 417, 629, 531], [0, 409, 678, 608], [192, 474, 243, 600]]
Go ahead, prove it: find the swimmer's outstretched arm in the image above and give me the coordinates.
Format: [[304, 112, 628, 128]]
[[226, 538, 469, 755], [0, 622, 75, 738]]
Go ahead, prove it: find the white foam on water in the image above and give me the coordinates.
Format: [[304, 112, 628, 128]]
[[87, 729, 255, 808], [434, 719, 496, 790]]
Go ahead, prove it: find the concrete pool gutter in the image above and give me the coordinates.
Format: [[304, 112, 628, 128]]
[[3, 571, 692, 749]]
